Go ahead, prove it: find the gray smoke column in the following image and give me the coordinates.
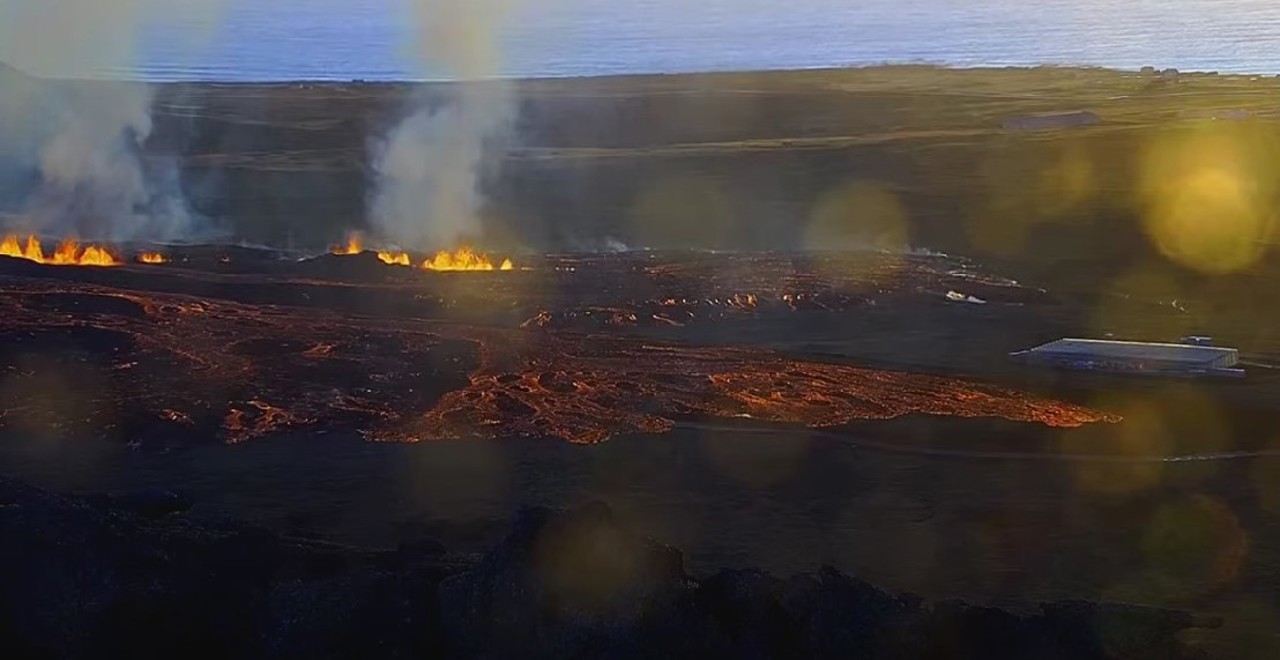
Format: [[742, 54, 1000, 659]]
[[369, 0, 518, 249], [0, 1, 222, 241]]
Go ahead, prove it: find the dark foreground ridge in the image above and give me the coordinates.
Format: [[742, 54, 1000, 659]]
[[0, 476, 1215, 659]]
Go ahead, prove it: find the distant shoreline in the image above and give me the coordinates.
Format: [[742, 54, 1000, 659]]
[[7, 60, 1273, 87]]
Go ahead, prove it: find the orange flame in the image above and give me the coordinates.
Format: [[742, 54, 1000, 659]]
[[0, 235, 119, 267], [332, 232, 411, 267], [332, 232, 363, 255], [421, 246, 515, 272], [377, 251, 411, 266], [138, 252, 169, 265]]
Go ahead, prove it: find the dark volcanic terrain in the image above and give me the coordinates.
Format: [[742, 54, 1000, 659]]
[[4, 62, 1280, 656], [1, 245, 1279, 660], [0, 478, 1218, 659], [0, 249, 1113, 447]]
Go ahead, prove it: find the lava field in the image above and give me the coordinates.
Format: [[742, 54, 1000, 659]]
[[0, 246, 1114, 445]]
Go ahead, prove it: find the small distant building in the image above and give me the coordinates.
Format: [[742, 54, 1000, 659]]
[[1001, 111, 1102, 131], [1213, 108, 1253, 121], [1178, 108, 1254, 121], [1009, 337, 1243, 378]]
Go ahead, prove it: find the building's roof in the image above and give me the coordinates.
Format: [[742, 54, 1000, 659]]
[[1017, 338, 1236, 365], [1001, 111, 1102, 130]]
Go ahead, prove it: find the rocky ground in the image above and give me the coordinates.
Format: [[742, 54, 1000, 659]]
[[0, 475, 1216, 659]]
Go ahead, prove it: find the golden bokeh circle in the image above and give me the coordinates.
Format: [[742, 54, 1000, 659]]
[[803, 180, 910, 251], [1138, 124, 1280, 275]]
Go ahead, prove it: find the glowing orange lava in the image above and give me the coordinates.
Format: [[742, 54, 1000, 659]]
[[377, 330, 1119, 445], [0, 251, 1118, 445], [332, 232, 363, 255], [378, 251, 412, 266], [138, 252, 169, 265], [422, 246, 514, 272], [1, 235, 119, 267], [330, 231, 411, 266]]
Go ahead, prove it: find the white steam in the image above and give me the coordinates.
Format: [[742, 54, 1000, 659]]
[[369, 0, 519, 249], [22, 82, 195, 240], [0, 1, 222, 241]]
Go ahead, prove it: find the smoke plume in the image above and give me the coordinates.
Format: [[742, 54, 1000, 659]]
[[369, 0, 519, 250], [0, 1, 222, 241]]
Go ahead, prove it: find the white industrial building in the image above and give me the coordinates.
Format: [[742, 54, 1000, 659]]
[[1009, 338, 1243, 378]]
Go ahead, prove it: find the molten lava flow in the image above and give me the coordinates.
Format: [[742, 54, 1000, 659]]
[[138, 252, 169, 265], [422, 246, 514, 272], [378, 329, 1119, 445], [0, 235, 119, 267], [0, 251, 1114, 445], [378, 251, 412, 266], [332, 232, 363, 255]]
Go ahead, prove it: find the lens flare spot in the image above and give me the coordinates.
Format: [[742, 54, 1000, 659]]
[[1061, 386, 1229, 495], [0, 353, 112, 441], [1140, 126, 1278, 274], [1039, 141, 1098, 213], [804, 180, 909, 252], [1140, 494, 1248, 599], [628, 174, 733, 249]]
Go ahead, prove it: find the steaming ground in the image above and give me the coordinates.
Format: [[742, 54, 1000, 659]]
[[370, 1, 519, 250], [0, 2, 226, 242]]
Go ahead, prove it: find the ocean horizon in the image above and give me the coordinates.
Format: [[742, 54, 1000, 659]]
[[6, 0, 1280, 83]]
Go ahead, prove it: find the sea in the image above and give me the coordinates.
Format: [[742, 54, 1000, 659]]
[[88, 0, 1280, 82]]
